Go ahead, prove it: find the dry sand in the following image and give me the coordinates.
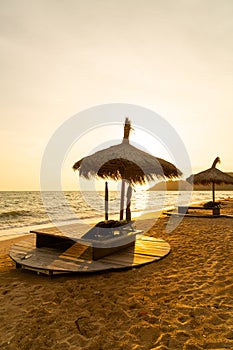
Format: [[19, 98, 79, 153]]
[[0, 199, 233, 349]]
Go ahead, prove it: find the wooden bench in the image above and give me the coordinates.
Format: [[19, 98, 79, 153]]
[[178, 206, 220, 216], [30, 223, 143, 260]]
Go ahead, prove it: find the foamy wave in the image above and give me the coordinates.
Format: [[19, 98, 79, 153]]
[[0, 210, 31, 219]]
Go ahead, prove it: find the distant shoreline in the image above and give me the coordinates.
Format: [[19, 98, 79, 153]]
[[149, 179, 233, 191]]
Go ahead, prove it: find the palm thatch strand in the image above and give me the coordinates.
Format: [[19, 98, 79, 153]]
[[211, 156, 220, 169], [73, 142, 181, 185], [123, 117, 132, 141]]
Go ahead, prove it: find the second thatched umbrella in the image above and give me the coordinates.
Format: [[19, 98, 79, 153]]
[[73, 118, 182, 221], [186, 157, 233, 204]]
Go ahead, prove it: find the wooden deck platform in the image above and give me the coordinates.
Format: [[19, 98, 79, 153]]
[[9, 234, 171, 277]]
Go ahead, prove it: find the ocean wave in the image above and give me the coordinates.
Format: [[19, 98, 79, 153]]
[[29, 219, 52, 226], [0, 210, 31, 219]]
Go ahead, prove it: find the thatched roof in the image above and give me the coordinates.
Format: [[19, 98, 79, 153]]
[[186, 157, 233, 185], [73, 118, 182, 185]]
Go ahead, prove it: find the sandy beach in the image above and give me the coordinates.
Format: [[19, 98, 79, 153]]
[[1, 199, 233, 349]]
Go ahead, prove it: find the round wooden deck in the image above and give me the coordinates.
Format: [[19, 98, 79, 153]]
[[9, 234, 170, 277]]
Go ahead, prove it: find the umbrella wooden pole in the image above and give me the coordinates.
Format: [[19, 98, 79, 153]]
[[120, 179, 126, 220], [105, 181, 109, 221], [212, 182, 215, 204], [126, 183, 132, 221]]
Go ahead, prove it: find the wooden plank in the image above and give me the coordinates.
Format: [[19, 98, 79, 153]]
[[35, 256, 114, 272], [124, 245, 169, 256], [11, 238, 35, 248], [20, 265, 52, 276], [11, 244, 90, 264], [61, 243, 92, 259], [12, 238, 92, 260], [11, 247, 89, 267], [10, 244, 117, 272], [15, 239, 87, 259], [127, 247, 170, 258], [100, 251, 159, 266], [11, 252, 89, 272], [135, 242, 170, 251], [132, 238, 170, 252], [30, 223, 93, 238]]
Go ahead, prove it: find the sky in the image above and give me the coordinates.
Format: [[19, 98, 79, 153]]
[[1, 0, 233, 190]]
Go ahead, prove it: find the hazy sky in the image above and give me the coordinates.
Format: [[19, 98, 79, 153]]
[[1, 0, 233, 190]]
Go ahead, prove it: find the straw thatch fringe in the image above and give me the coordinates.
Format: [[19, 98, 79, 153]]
[[73, 142, 181, 185], [186, 157, 233, 185]]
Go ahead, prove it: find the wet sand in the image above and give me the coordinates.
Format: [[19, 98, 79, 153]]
[[0, 199, 233, 349]]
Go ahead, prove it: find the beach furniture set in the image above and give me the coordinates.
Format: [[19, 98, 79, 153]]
[[9, 119, 177, 276]]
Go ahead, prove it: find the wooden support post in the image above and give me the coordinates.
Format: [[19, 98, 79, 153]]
[[126, 183, 132, 221], [105, 181, 109, 221], [212, 181, 215, 204], [212, 182, 215, 215], [120, 179, 126, 221]]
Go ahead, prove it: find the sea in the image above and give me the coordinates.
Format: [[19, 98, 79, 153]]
[[0, 190, 233, 239]]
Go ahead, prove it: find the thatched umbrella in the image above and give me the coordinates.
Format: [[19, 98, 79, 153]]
[[73, 118, 182, 221], [186, 157, 233, 204]]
